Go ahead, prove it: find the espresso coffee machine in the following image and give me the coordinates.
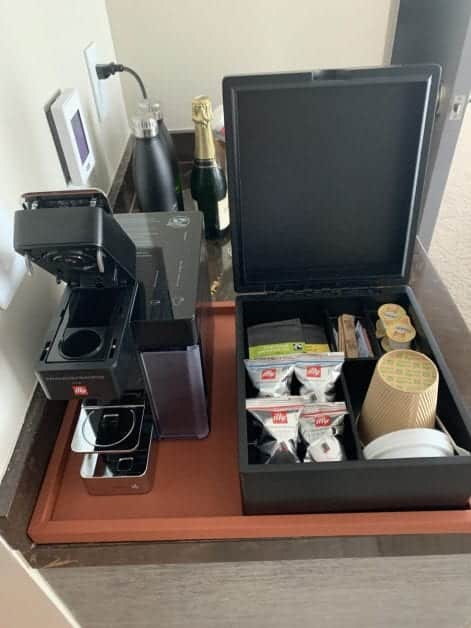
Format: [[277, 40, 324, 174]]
[[14, 189, 211, 495]]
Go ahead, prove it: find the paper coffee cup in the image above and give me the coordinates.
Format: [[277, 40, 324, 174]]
[[359, 350, 438, 444]]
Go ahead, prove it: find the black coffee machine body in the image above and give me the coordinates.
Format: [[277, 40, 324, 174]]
[[14, 190, 155, 494], [15, 191, 139, 400], [14, 190, 211, 495]]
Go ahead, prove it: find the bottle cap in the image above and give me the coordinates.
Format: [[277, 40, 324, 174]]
[[137, 98, 163, 121], [131, 114, 158, 138], [192, 96, 213, 126]]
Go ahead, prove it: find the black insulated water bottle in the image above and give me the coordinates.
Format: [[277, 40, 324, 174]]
[[138, 99, 184, 210], [132, 114, 179, 212]]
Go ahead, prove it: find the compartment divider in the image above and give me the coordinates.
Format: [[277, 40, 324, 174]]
[[339, 370, 365, 460], [362, 307, 383, 357], [322, 308, 337, 351]]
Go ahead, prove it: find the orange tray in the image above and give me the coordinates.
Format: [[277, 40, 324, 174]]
[[29, 302, 471, 544]]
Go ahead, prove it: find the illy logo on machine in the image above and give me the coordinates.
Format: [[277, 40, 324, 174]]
[[72, 384, 89, 396]]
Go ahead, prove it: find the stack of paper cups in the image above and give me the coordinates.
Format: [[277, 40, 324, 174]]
[[359, 350, 439, 444]]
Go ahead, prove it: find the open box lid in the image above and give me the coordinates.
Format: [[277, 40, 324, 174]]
[[223, 65, 441, 294]]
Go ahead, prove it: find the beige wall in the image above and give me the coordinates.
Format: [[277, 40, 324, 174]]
[[430, 108, 471, 329], [0, 0, 129, 482], [0, 539, 77, 627], [0, 2, 128, 621], [107, 0, 397, 130]]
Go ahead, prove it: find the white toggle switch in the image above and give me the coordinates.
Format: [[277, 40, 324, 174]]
[[449, 94, 467, 121], [84, 42, 107, 121]]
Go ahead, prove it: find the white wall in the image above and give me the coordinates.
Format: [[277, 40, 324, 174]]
[[0, 538, 78, 627], [106, 0, 396, 130], [0, 0, 128, 623], [0, 0, 129, 482]]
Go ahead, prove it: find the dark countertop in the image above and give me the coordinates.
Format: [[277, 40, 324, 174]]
[[1, 237, 471, 569], [1, 142, 471, 568]]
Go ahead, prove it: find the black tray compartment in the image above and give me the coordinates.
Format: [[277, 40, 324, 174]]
[[236, 289, 471, 514]]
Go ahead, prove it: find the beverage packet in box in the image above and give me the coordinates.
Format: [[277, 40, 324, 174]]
[[294, 353, 344, 401], [247, 319, 304, 359], [244, 357, 295, 397], [246, 398, 304, 463], [299, 402, 348, 462]]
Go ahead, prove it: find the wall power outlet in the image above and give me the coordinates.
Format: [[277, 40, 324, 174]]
[[84, 42, 107, 121]]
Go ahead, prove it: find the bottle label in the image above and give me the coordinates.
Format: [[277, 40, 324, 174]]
[[218, 195, 230, 230]]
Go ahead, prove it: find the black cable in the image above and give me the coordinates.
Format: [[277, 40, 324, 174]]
[[120, 65, 147, 99], [96, 62, 148, 99]]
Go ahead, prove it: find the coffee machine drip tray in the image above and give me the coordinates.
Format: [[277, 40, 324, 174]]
[[71, 403, 145, 455], [79, 420, 155, 496]]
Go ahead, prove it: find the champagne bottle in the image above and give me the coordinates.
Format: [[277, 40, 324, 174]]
[[191, 96, 229, 240]]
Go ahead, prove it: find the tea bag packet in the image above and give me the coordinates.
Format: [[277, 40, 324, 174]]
[[302, 324, 330, 353], [337, 314, 358, 357], [244, 358, 295, 397], [299, 402, 347, 462], [294, 353, 344, 401], [246, 398, 304, 463], [247, 319, 304, 359], [355, 320, 373, 358], [337, 315, 373, 357]]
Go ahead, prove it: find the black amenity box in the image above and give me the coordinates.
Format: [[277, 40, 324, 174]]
[[223, 65, 471, 515]]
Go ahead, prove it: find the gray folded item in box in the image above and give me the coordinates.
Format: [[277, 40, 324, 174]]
[[248, 319, 304, 359]]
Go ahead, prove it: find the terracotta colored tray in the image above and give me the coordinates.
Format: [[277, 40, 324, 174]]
[[29, 302, 471, 544]]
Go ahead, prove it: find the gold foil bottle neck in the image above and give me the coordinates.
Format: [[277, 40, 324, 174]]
[[192, 95, 216, 160], [192, 96, 213, 127]]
